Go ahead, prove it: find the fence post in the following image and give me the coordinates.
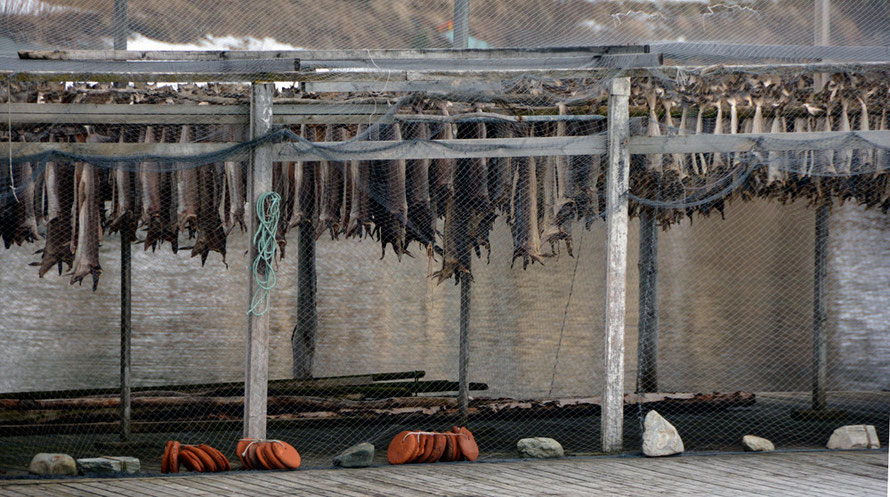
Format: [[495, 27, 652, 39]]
[[458, 259, 471, 425], [602, 76, 631, 453], [637, 206, 658, 393], [244, 82, 274, 439]]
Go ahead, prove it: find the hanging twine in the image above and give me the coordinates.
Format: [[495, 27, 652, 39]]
[[247, 191, 281, 317]]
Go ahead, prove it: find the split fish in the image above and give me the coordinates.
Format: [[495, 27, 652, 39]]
[[68, 161, 102, 290]]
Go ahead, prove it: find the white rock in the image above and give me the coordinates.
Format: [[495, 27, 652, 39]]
[[642, 410, 684, 457], [826, 425, 881, 450], [28, 453, 77, 475], [742, 435, 775, 452], [517, 437, 564, 458], [76, 456, 140, 474]]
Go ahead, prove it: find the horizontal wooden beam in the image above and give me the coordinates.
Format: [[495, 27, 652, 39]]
[[4, 60, 888, 84], [19, 45, 650, 61], [3, 130, 888, 162]]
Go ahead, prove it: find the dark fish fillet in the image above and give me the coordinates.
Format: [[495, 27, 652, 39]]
[[430, 105, 454, 218], [38, 148, 74, 277], [346, 124, 371, 238], [402, 121, 435, 249], [510, 124, 544, 269], [177, 125, 199, 237], [315, 125, 344, 240], [191, 164, 227, 266], [68, 162, 102, 290], [140, 125, 163, 251]]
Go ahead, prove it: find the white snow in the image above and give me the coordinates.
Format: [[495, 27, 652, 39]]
[[124, 33, 302, 52]]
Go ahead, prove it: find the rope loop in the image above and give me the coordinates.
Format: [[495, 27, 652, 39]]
[[247, 191, 281, 316]]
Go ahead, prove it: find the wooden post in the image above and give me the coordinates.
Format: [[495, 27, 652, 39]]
[[453, 0, 470, 50], [244, 82, 274, 439], [602, 77, 631, 453], [113, 0, 130, 443], [636, 206, 658, 393], [457, 260, 471, 425], [292, 220, 317, 379], [812, 201, 829, 411]]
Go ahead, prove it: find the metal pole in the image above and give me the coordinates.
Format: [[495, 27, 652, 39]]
[[292, 219, 317, 379], [601, 77, 631, 453], [453, 0, 470, 49], [113, 0, 130, 443], [244, 83, 274, 439], [811, 0, 830, 411], [113, 0, 128, 51], [636, 206, 659, 393], [812, 201, 829, 410]]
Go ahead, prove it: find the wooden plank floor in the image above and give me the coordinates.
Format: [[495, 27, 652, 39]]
[[0, 450, 886, 496]]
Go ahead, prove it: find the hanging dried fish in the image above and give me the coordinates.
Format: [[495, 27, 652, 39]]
[[107, 128, 135, 234], [159, 126, 179, 253], [289, 124, 316, 229], [38, 135, 74, 276], [346, 124, 371, 238], [223, 125, 247, 234], [541, 104, 573, 256], [316, 125, 345, 240], [140, 125, 164, 251], [402, 120, 436, 250], [339, 127, 354, 238], [176, 125, 199, 238], [191, 163, 227, 266], [455, 115, 492, 259], [430, 103, 454, 218], [487, 119, 514, 214], [68, 161, 102, 290], [370, 122, 408, 259], [510, 124, 544, 269]]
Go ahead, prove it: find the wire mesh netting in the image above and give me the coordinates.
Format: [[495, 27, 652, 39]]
[[0, 0, 888, 479]]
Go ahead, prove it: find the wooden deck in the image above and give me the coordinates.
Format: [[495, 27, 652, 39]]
[[0, 450, 886, 496]]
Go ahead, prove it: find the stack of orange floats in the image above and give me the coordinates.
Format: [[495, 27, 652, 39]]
[[236, 438, 302, 470], [387, 426, 479, 465], [161, 441, 231, 473]]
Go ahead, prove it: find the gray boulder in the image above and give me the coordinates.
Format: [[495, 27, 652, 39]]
[[28, 453, 77, 475], [826, 425, 881, 450], [742, 435, 775, 452], [517, 437, 564, 458], [77, 456, 140, 474], [642, 410, 684, 457], [333, 442, 375, 468]]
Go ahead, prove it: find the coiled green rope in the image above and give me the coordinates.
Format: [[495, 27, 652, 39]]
[[247, 191, 281, 316]]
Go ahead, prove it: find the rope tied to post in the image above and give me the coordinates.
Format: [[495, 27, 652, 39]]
[[247, 191, 281, 316]]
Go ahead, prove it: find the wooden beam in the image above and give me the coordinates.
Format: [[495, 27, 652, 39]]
[[244, 82, 274, 440], [4, 61, 889, 84], [19, 45, 650, 61], [602, 77, 631, 453], [6, 130, 887, 162]]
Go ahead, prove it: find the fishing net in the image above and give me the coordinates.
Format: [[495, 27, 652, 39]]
[[0, 0, 888, 477]]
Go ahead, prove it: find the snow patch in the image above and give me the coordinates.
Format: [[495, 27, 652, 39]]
[[124, 33, 302, 52]]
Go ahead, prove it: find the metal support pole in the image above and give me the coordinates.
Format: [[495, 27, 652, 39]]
[[457, 260, 471, 426], [636, 206, 659, 394], [292, 220, 317, 379], [244, 82, 274, 439], [812, 201, 829, 411], [119, 216, 131, 442], [602, 77, 631, 453], [453, 0, 470, 49], [114, 0, 130, 443], [113, 0, 128, 51]]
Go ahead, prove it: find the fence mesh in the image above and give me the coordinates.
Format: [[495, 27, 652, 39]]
[[0, 0, 888, 479]]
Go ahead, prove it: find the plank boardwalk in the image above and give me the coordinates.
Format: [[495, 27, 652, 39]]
[[0, 450, 886, 496]]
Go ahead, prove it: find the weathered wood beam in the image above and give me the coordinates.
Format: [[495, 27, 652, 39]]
[[602, 77, 631, 453], [19, 46, 650, 61], [244, 82, 274, 440], [5, 130, 887, 162]]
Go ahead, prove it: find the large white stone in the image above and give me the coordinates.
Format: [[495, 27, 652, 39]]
[[826, 425, 881, 450], [742, 435, 775, 452], [517, 437, 564, 458], [642, 410, 684, 457], [28, 453, 77, 475]]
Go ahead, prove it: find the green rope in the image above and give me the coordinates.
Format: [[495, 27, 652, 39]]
[[247, 191, 281, 316]]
